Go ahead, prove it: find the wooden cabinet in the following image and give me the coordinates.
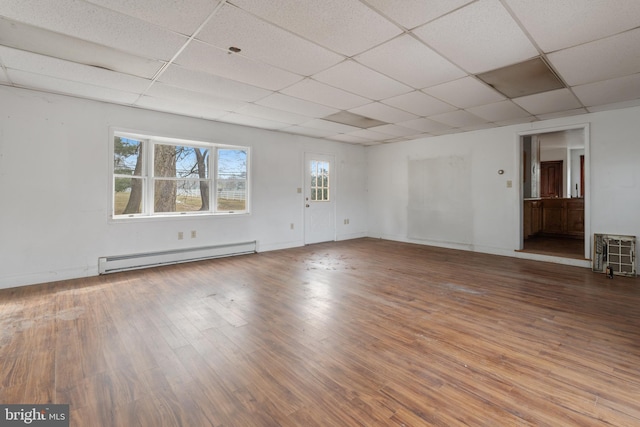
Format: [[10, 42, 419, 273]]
[[524, 198, 583, 239], [523, 200, 542, 239], [541, 198, 565, 234], [566, 200, 585, 236]]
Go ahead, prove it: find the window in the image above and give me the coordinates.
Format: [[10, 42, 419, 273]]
[[310, 160, 330, 201], [112, 131, 249, 218]]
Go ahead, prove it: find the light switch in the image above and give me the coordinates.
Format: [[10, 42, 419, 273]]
[[506, 180, 513, 188]]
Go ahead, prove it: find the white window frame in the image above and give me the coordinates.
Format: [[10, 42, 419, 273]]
[[111, 130, 250, 219]]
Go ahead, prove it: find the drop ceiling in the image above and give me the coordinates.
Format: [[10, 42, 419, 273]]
[[1, 0, 640, 145]]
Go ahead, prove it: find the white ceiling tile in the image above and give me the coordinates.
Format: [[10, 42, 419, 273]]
[[383, 91, 456, 116], [234, 104, 312, 125], [175, 40, 303, 91], [217, 112, 290, 130], [381, 137, 411, 143], [0, 17, 164, 79], [0, 0, 188, 60], [355, 34, 465, 89], [548, 29, 640, 86], [145, 83, 248, 112], [494, 116, 538, 127], [537, 108, 588, 121], [229, 0, 402, 56], [504, 0, 640, 52], [343, 128, 393, 141], [313, 60, 412, 101], [0, 46, 151, 93], [136, 95, 227, 120], [158, 65, 271, 102], [281, 79, 370, 110], [460, 122, 495, 132], [255, 93, 339, 118], [85, 0, 221, 35], [0, 66, 9, 83], [282, 125, 338, 138], [572, 73, 640, 107], [2, 0, 637, 143], [398, 118, 454, 133], [349, 102, 418, 123], [429, 110, 488, 127], [328, 134, 372, 144], [512, 88, 582, 115], [368, 124, 418, 137], [300, 119, 361, 133], [363, 0, 474, 30], [405, 133, 435, 141], [197, 5, 344, 76], [7, 69, 139, 104], [413, 0, 538, 73], [423, 76, 504, 108], [467, 100, 531, 122]]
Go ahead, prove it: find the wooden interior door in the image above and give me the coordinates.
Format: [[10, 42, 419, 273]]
[[540, 161, 563, 198]]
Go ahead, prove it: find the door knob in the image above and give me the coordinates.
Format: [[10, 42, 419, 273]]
[[306, 204, 310, 208]]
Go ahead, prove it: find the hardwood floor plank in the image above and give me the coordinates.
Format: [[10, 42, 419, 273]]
[[2, 238, 640, 426]]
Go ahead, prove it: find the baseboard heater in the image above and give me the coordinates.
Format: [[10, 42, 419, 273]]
[[98, 241, 257, 274]]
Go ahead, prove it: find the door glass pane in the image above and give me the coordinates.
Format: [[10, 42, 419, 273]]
[[310, 160, 330, 202]]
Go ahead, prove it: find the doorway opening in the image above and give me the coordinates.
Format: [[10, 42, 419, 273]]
[[519, 125, 590, 261]]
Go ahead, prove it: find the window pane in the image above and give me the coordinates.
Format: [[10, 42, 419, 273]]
[[155, 179, 209, 212], [311, 188, 317, 201], [114, 177, 143, 215], [154, 144, 210, 179], [217, 149, 247, 211], [114, 137, 142, 176], [153, 144, 178, 178]]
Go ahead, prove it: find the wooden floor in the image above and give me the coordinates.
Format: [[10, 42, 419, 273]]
[[522, 235, 586, 260], [2, 238, 640, 426]]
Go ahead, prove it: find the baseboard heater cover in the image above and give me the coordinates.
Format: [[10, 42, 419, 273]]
[[98, 241, 256, 274]]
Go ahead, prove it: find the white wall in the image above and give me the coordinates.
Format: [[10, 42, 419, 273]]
[[367, 106, 640, 270], [3, 84, 639, 288], [0, 86, 367, 289]]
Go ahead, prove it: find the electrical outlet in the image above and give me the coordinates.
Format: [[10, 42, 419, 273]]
[[191, 230, 197, 238], [290, 223, 294, 230], [178, 231, 184, 240]]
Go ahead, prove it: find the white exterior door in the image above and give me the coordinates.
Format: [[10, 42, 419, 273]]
[[304, 153, 336, 244]]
